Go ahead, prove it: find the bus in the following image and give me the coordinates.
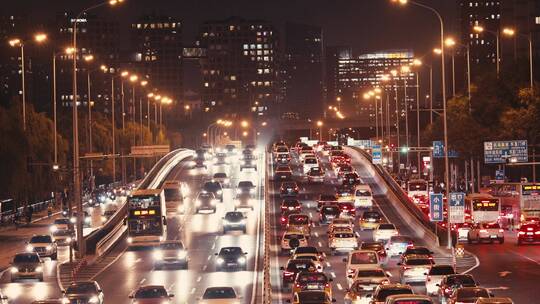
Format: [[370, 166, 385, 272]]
[[487, 182, 540, 223], [126, 189, 167, 247], [162, 181, 189, 214], [407, 179, 429, 204], [465, 194, 501, 223]]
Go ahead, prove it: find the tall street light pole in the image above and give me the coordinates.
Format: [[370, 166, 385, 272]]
[[501, 28, 534, 90], [401, 65, 411, 169], [473, 26, 500, 78]]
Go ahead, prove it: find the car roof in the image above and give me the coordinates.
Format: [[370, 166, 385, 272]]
[[385, 294, 432, 301]]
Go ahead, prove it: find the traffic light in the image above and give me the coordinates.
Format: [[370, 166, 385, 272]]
[[401, 146, 409, 154]]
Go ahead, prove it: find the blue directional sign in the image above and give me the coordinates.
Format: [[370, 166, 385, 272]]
[[429, 193, 444, 222], [372, 144, 382, 165], [495, 170, 505, 181], [449, 192, 465, 224], [484, 140, 528, 164], [433, 141, 444, 158]]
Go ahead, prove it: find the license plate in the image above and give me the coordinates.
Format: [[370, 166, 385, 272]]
[[490, 235, 498, 238], [227, 263, 236, 266], [527, 232, 533, 235], [307, 284, 319, 290]]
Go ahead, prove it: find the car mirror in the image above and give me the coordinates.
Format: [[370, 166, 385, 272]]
[[98, 289, 103, 293], [424, 272, 428, 275], [347, 275, 353, 278], [244, 252, 248, 255], [365, 294, 372, 298]]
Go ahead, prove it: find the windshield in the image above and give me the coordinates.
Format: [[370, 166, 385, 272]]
[[284, 234, 304, 240], [159, 242, 184, 250], [322, 207, 340, 214], [376, 289, 413, 301], [305, 158, 317, 164], [198, 193, 214, 199], [276, 166, 291, 172], [320, 195, 337, 201], [447, 275, 476, 286], [203, 288, 236, 299], [30, 235, 52, 243], [356, 190, 372, 197], [294, 247, 318, 254], [298, 273, 327, 283], [203, 182, 221, 191], [361, 243, 383, 251], [14, 254, 40, 263], [220, 247, 242, 255], [289, 215, 309, 225], [356, 269, 386, 277], [276, 147, 288, 152], [409, 181, 428, 191], [429, 266, 455, 275], [335, 233, 355, 238], [239, 181, 254, 188], [134, 287, 168, 298], [214, 173, 227, 178], [351, 252, 378, 264], [363, 212, 381, 220], [225, 212, 244, 221], [128, 218, 162, 236], [287, 261, 315, 271], [405, 259, 433, 266], [164, 188, 181, 201], [65, 283, 98, 294], [405, 247, 430, 255], [54, 219, 70, 225], [298, 292, 328, 302]]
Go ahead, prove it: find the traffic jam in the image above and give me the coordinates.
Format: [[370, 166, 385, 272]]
[[269, 139, 515, 304]]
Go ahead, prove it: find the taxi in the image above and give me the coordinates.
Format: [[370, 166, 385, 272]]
[[292, 271, 333, 299], [359, 211, 382, 230]]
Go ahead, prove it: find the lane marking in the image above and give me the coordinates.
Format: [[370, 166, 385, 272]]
[[336, 283, 343, 291], [202, 264, 207, 271], [317, 241, 322, 247], [330, 272, 336, 278], [139, 278, 146, 285], [190, 287, 196, 295], [196, 276, 202, 282], [510, 250, 540, 266], [326, 262, 331, 268]]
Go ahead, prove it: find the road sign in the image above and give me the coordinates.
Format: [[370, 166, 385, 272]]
[[429, 193, 444, 222], [495, 169, 505, 182], [433, 141, 444, 158], [484, 140, 528, 164], [372, 144, 382, 164], [131, 145, 170, 156], [347, 138, 372, 148], [449, 192, 465, 224]]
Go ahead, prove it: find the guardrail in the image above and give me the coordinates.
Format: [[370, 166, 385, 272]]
[[85, 148, 194, 255], [351, 147, 456, 247], [262, 150, 272, 304]]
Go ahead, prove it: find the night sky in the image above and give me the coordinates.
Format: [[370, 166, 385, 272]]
[[6, 0, 458, 57]]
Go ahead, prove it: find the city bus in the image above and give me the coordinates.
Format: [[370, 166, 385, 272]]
[[407, 179, 429, 204], [465, 193, 501, 223], [126, 189, 167, 247], [488, 182, 540, 223]]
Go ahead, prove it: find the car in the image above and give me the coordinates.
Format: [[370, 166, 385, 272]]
[[26, 235, 57, 260], [474, 297, 514, 304], [353, 184, 374, 209], [212, 172, 230, 188], [373, 223, 398, 242], [400, 246, 433, 263], [398, 254, 434, 284], [425, 265, 456, 296], [329, 229, 358, 254], [275, 165, 293, 180], [336, 186, 354, 203], [299, 149, 315, 162], [62, 281, 104, 304], [342, 172, 361, 186], [193, 157, 208, 169], [317, 194, 338, 210], [292, 271, 333, 299], [454, 222, 473, 242], [368, 283, 413, 304], [281, 259, 318, 287], [195, 192, 218, 213], [292, 253, 324, 272], [303, 156, 319, 175], [448, 287, 491, 304], [288, 291, 336, 304], [281, 181, 299, 197], [275, 153, 292, 165], [517, 223, 540, 245], [225, 144, 237, 155], [330, 151, 350, 165], [385, 236, 414, 257], [215, 247, 247, 271], [234, 193, 254, 211], [240, 154, 257, 171], [10, 252, 44, 282], [343, 250, 380, 277], [274, 146, 290, 160], [50, 218, 73, 233], [281, 230, 308, 254], [287, 214, 311, 237], [52, 229, 74, 246], [153, 241, 189, 269], [385, 294, 433, 304], [281, 199, 302, 213], [438, 274, 478, 303], [202, 181, 223, 202], [307, 167, 325, 183], [223, 211, 247, 233], [328, 218, 354, 233], [30, 300, 63, 304], [292, 246, 324, 260], [344, 279, 376, 304], [337, 201, 356, 218], [346, 266, 390, 289], [468, 222, 504, 244], [360, 242, 387, 261], [359, 211, 383, 230], [214, 152, 228, 165], [236, 180, 256, 197], [319, 205, 341, 225], [129, 285, 174, 303], [70, 211, 91, 227], [199, 287, 241, 303]]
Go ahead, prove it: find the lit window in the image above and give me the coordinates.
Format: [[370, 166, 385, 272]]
[[230, 75, 237, 81], [204, 82, 209, 87]]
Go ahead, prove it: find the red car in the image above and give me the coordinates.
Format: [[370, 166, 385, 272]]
[[517, 223, 540, 245], [317, 194, 338, 210], [337, 202, 356, 217]]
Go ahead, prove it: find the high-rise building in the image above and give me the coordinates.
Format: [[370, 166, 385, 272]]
[[130, 14, 183, 107], [0, 14, 28, 106], [198, 17, 280, 116], [284, 22, 323, 119], [324, 46, 352, 108]]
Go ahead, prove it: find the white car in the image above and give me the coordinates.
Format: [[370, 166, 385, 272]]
[[329, 230, 358, 253], [343, 250, 380, 278], [353, 184, 374, 208], [281, 230, 308, 254], [425, 264, 456, 295], [467, 222, 504, 244], [198, 287, 241, 303], [373, 223, 398, 242], [398, 254, 434, 284], [346, 266, 390, 288], [299, 151, 315, 162], [328, 218, 354, 234], [302, 157, 319, 175], [292, 253, 324, 272]]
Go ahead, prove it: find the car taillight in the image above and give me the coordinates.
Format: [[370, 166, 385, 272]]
[[527, 227, 533, 231], [347, 269, 355, 274], [325, 283, 330, 288], [535, 231, 540, 235], [295, 283, 300, 288], [445, 287, 451, 294], [280, 217, 286, 223]]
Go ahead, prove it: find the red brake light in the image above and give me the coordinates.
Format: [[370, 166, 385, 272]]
[[535, 231, 540, 235], [284, 271, 294, 276]]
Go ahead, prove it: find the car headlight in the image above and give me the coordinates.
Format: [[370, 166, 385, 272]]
[[217, 190, 223, 195], [85, 217, 91, 224], [35, 266, 43, 272], [217, 257, 224, 264], [249, 188, 256, 194], [70, 218, 76, 224], [50, 226, 58, 233], [26, 245, 34, 252], [127, 237, 133, 244], [236, 189, 242, 194], [178, 250, 187, 259], [10, 267, 18, 273], [101, 216, 107, 223], [153, 251, 163, 260], [89, 296, 99, 304], [195, 200, 201, 207], [66, 237, 72, 243], [46, 245, 53, 251], [238, 256, 246, 264]]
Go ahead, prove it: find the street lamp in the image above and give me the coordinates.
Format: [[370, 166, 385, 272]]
[[392, 0, 452, 249], [473, 25, 501, 77], [411, 59, 422, 172], [500, 27, 534, 90], [316, 120, 323, 141], [8, 33, 48, 131]]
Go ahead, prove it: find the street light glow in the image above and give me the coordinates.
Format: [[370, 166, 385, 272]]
[[8, 38, 21, 47], [147, 93, 154, 98], [473, 25, 484, 33], [316, 120, 323, 127], [140, 80, 148, 86], [433, 48, 442, 55], [129, 75, 138, 82], [121, 71, 129, 77], [34, 33, 48, 43], [502, 27, 515, 36], [444, 37, 456, 47], [83, 54, 94, 62], [412, 59, 422, 66], [241, 120, 249, 128]]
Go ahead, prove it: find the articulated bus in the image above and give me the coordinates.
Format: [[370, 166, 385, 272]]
[[465, 193, 501, 223], [407, 179, 429, 204], [126, 189, 167, 247]]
